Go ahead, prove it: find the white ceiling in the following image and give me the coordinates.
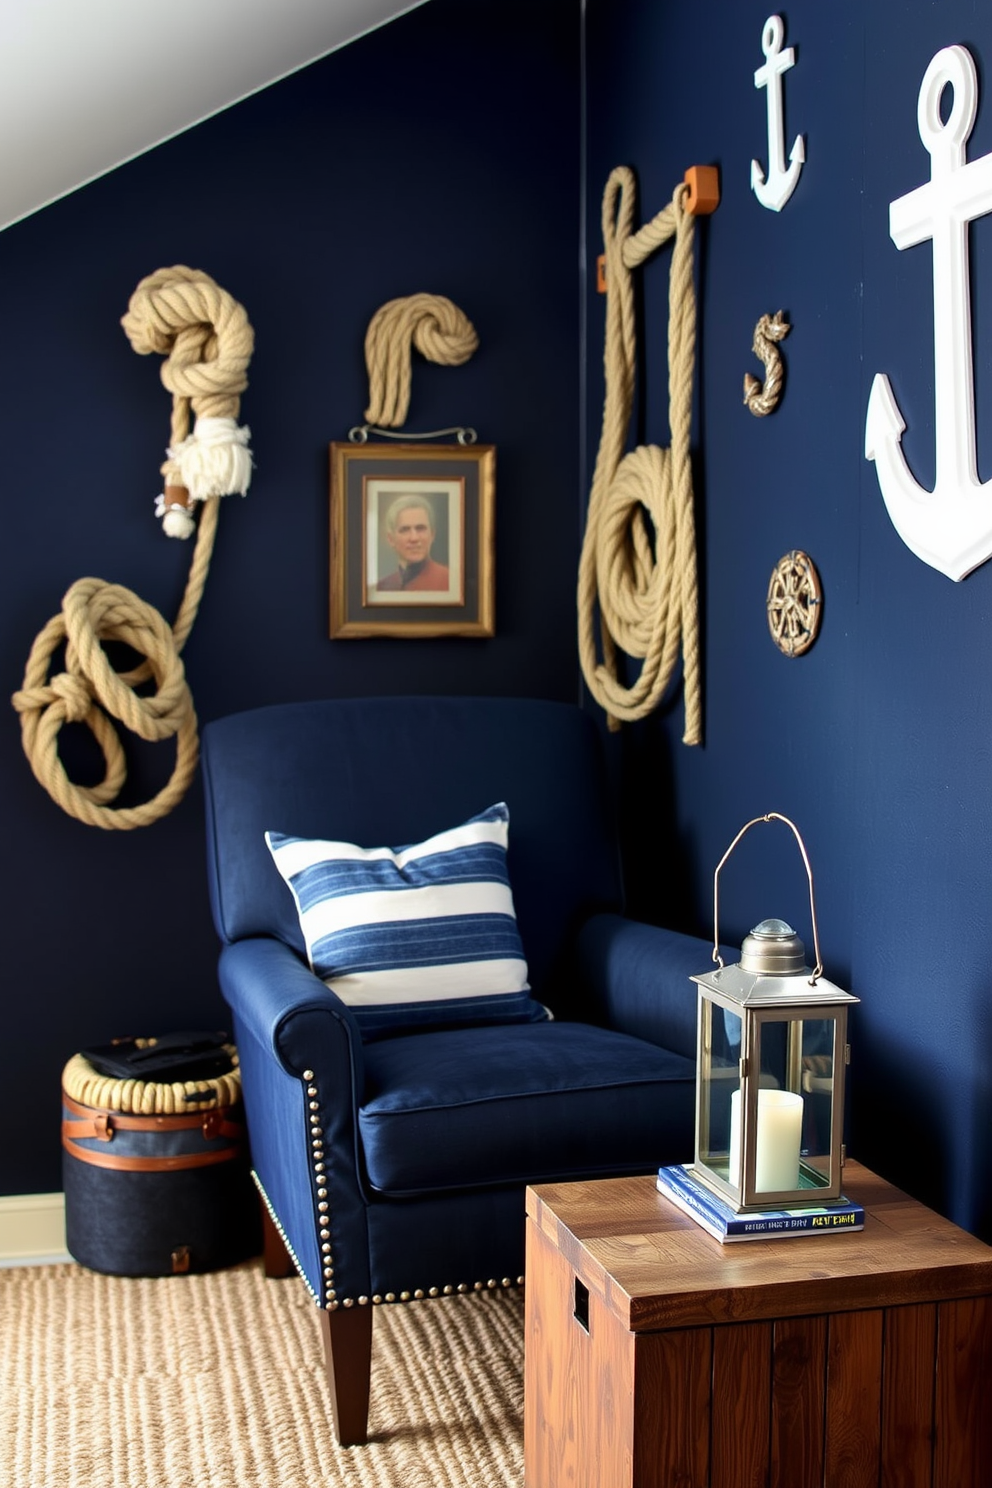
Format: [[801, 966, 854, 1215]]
[[0, 0, 427, 232]]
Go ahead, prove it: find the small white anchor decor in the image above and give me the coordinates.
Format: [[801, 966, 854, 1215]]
[[866, 45, 992, 582], [751, 15, 805, 212]]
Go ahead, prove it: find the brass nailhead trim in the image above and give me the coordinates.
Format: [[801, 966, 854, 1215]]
[[297, 1077, 528, 1315], [252, 1173, 322, 1308], [366, 1277, 524, 1306], [301, 1074, 338, 1308]]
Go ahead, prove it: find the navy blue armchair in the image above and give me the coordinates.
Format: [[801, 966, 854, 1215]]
[[201, 696, 712, 1445]]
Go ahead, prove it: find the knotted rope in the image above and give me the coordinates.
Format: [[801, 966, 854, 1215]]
[[11, 266, 254, 829], [578, 167, 702, 742], [363, 293, 478, 428]]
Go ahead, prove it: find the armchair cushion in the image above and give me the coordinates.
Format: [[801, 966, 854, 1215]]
[[265, 802, 550, 1039], [358, 1020, 696, 1195]]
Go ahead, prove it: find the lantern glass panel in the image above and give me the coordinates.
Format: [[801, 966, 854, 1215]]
[[797, 1016, 838, 1185], [698, 998, 742, 1184], [750, 1012, 839, 1193]]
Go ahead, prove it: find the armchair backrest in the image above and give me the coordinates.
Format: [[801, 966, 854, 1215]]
[[201, 696, 624, 1004]]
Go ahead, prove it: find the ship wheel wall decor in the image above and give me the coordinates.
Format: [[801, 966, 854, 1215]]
[[766, 550, 822, 656]]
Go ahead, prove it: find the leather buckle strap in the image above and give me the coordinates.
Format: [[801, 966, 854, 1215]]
[[62, 1111, 112, 1142], [62, 1091, 244, 1144]]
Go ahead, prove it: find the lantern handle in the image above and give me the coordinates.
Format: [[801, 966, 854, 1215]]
[[711, 812, 823, 984]]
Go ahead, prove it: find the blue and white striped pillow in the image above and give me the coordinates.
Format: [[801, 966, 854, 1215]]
[[265, 803, 549, 1038]]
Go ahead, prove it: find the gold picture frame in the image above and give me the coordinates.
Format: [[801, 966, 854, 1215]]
[[329, 441, 495, 638]]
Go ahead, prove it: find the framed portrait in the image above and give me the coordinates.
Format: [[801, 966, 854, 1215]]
[[329, 441, 495, 637]]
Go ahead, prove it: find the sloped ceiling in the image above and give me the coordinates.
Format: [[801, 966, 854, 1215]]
[[0, 0, 427, 232]]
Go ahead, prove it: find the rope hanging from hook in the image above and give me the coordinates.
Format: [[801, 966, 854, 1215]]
[[363, 293, 478, 429], [11, 266, 254, 829], [577, 167, 702, 741]]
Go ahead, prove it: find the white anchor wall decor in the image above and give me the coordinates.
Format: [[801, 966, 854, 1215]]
[[866, 45, 992, 582], [751, 15, 805, 212]]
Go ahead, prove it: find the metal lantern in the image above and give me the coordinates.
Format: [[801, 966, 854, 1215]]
[[689, 813, 859, 1214]]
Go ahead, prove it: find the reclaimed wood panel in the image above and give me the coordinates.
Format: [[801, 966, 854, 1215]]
[[771, 1314, 826, 1488], [934, 1294, 992, 1488], [632, 1327, 710, 1488], [825, 1308, 883, 1488], [711, 1321, 772, 1488], [881, 1303, 936, 1488], [524, 1219, 633, 1488]]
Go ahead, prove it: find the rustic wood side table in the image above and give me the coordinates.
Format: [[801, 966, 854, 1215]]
[[524, 1161, 992, 1488]]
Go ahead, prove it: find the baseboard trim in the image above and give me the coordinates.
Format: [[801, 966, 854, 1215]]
[[0, 1192, 71, 1267]]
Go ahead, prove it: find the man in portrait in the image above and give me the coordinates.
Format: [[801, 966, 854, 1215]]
[[376, 493, 450, 592]]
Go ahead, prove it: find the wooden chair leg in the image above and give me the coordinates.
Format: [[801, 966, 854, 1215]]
[[319, 1305, 373, 1447], [260, 1199, 296, 1279]]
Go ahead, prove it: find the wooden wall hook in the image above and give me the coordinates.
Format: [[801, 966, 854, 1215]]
[[684, 165, 720, 215]]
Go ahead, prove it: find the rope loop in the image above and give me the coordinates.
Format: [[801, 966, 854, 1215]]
[[12, 576, 199, 829], [363, 293, 479, 428], [578, 168, 702, 741]]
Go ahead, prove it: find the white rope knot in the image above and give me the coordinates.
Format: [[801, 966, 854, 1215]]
[[154, 495, 197, 540], [168, 416, 253, 501]]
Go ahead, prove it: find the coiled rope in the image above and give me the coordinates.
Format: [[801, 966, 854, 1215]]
[[62, 1046, 242, 1116], [363, 293, 478, 428], [11, 266, 254, 829], [578, 168, 702, 742]]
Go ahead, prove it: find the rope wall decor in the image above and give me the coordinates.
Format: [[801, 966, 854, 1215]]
[[744, 310, 791, 417], [11, 266, 255, 829], [358, 292, 479, 437], [579, 166, 715, 741], [767, 549, 822, 657]]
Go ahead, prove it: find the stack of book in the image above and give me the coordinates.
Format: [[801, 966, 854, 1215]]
[[656, 1162, 865, 1244]]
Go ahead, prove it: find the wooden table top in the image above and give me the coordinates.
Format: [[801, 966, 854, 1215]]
[[526, 1160, 992, 1332]]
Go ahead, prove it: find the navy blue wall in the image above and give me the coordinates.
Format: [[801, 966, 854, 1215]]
[[8, 0, 991, 1244], [586, 0, 992, 1235], [0, 0, 581, 1195]]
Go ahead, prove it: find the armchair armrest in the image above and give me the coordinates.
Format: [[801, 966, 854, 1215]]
[[218, 936, 365, 1089], [576, 912, 723, 1062]]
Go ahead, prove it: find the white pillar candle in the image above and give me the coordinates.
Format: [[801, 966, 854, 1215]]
[[729, 1088, 804, 1192]]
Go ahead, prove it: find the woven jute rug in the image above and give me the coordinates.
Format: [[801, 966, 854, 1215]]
[[0, 1260, 525, 1487]]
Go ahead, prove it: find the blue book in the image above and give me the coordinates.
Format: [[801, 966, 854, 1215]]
[[656, 1162, 865, 1244]]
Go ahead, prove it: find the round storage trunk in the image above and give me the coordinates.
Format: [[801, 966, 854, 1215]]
[[61, 1049, 261, 1277]]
